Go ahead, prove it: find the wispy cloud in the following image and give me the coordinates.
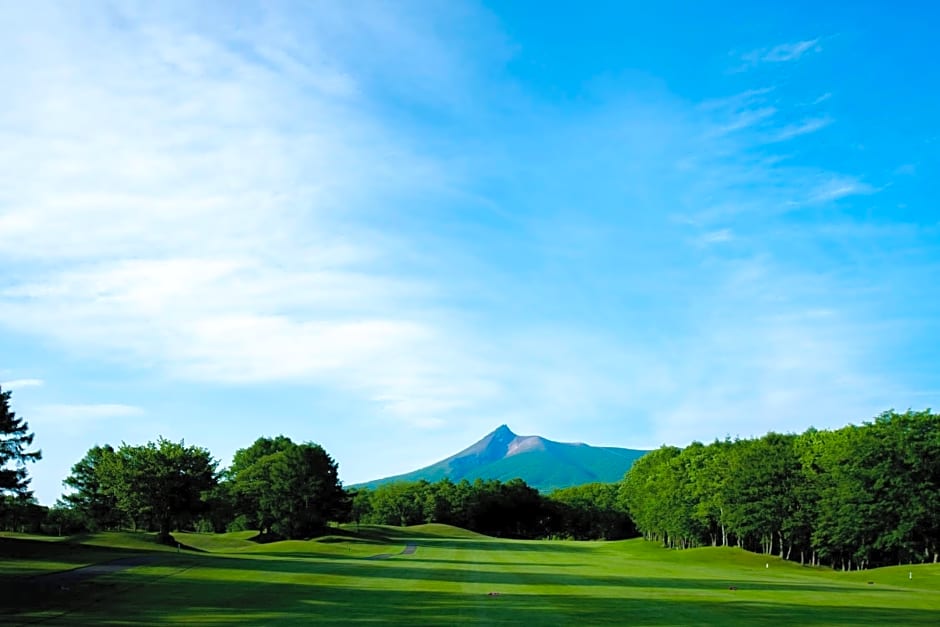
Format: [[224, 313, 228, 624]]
[[761, 39, 821, 62], [0, 378, 44, 390], [699, 229, 735, 245], [0, 2, 502, 430], [710, 107, 778, 136], [737, 38, 822, 70], [771, 117, 832, 142], [808, 176, 877, 203], [29, 404, 145, 434]]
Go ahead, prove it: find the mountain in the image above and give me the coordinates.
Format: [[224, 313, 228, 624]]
[[356, 425, 648, 493]]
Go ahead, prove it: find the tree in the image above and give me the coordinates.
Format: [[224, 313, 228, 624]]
[[0, 385, 42, 500], [61, 444, 121, 531], [0, 494, 45, 532], [268, 442, 345, 538], [229, 437, 345, 539], [229, 436, 294, 532], [369, 481, 425, 527], [100, 438, 218, 541], [549, 482, 635, 540], [347, 488, 373, 530]]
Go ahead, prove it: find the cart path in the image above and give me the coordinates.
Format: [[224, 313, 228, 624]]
[[368, 543, 418, 560], [32, 555, 161, 588]]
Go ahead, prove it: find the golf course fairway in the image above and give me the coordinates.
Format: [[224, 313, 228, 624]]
[[2, 524, 938, 625]]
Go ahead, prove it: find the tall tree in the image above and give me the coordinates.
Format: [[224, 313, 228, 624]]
[[229, 436, 295, 532], [102, 439, 218, 540], [0, 386, 42, 501], [229, 437, 344, 538], [61, 444, 121, 531]]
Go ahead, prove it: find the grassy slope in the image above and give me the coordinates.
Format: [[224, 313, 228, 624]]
[[2, 526, 938, 625]]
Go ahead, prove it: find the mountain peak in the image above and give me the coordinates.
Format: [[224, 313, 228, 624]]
[[357, 425, 649, 492], [492, 424, 515, 437]]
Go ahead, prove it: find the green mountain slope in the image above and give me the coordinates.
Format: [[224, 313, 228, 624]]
[[356, 425, 648, 492]]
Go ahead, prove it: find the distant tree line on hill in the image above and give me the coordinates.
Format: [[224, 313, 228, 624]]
[[0, 410, 632, 542], [620, 410, 940, 570], [350, 479, 635, 540]]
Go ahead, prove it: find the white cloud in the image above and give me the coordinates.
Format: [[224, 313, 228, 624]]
[[761, 39, 821, 62], [31, 404, 144, 429], [772, 117, 831, 142], [0, 3, 497, 429], [0, 378, 44, 390], [740, 38, 822, 69], [808, 176, 876, 203], [699, 229, 734, 244], [709, 107, 777, 136]]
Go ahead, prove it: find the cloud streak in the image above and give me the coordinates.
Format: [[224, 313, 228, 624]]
[[737, 38, 822, 70], [0, 378, 44, 390]]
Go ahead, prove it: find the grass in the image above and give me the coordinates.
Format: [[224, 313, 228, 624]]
[[2, 526, 938, 625]]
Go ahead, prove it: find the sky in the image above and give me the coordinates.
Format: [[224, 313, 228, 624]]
[[1, 1, 938, 506]]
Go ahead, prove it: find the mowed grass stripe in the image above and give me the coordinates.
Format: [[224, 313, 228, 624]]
[[1, 528, 938, 625]]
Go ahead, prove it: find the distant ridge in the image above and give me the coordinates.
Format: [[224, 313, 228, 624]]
[[356, 425, 648, 492]]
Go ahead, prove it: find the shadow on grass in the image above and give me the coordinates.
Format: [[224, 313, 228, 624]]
[[168, 553, 908, 595], [0, 537, 141, 566], [9, 572, 938, 626]]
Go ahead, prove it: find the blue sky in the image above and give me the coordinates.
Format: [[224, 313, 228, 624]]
[[2, 1, 938, 505]]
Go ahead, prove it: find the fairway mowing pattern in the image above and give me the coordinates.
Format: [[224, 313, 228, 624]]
[[32, 555, 161, 588], [368, 543, 418, 560], [1, 528, 939, 625]]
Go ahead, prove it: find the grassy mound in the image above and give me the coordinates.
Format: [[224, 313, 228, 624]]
[[403, 523, 487, 538]]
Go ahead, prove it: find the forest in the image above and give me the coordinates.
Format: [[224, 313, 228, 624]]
[[2, 384, 938, 570], [622, 410, 940, 570]]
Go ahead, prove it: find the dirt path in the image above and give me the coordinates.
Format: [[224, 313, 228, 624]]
[[368, 543, 418, 560], [32, 555, 160, 589]]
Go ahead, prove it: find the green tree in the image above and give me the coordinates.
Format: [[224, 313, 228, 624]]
[[102, 438, 218, 541], [549, 482, 634, 540], [61, 444, 121, 531], [229, 436, 295, 532], [369, 481, 425, 526], [230, 437, 344, 538], [620, 446, 682, 545], [0, 386, 41, 501], [347, 488, 373, 530], [0, 494, 46, 533]]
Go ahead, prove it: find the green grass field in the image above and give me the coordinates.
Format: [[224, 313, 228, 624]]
[[2, 525, 938, 625]]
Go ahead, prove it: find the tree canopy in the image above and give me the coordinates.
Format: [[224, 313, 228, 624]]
[[0, 386, 41, 500], [63, 438, 217, 541], [228, 436, 345, 539], [620, 410, 940, 569]]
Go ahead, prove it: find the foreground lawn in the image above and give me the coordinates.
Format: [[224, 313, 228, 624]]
[[1, 525, 938, 625]]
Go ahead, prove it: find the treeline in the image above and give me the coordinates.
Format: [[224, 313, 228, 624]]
[[52, 436, 346, 541], [1, 427, 633, 542], [621, 410, 940, 570], [351, 479, 635, 540]]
